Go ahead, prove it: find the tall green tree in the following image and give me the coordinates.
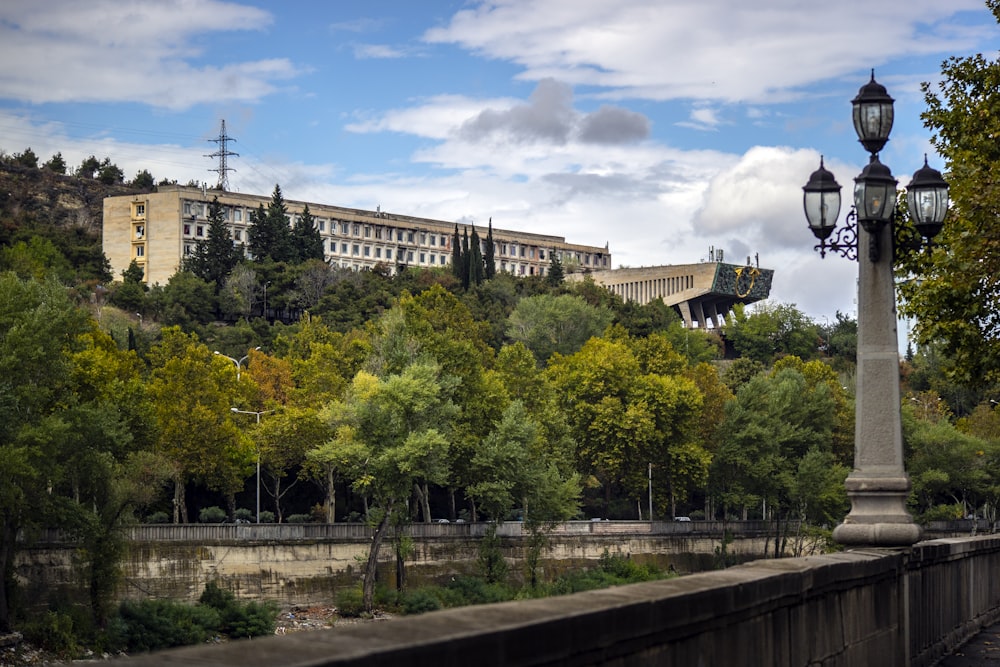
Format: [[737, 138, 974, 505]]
[[323, 362, 457, 611], [507, 293, 614, 365], [248, 185, 293, 263], [0, 275, 90, 630], [468, 225, 484, 287], [897, 1, 1000, 386], [451, 224, 464, 283], [484, 219, 496, 279], [185, 196, 241, 290], [291, 204, 325, 263]]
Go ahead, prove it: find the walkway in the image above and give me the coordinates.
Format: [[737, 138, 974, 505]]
[[939, 623, 1000, 665]]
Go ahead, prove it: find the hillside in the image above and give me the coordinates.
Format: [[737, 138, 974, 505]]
[[0, 162, 144, 283]]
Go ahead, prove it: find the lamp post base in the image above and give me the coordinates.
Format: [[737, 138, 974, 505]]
[[833, 476, 922, 547]]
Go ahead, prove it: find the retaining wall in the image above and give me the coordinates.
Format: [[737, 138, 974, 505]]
[[119, 535, 1000, 666]]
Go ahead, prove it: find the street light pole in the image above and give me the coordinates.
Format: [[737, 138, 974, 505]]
[[214, 346, 261, 381], [230, 407, 274, 523], [802, 71, 949, 548]]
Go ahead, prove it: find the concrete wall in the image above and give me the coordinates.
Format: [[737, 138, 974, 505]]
[[118, 535, 1000, 666], [16, 522, 779, 608]]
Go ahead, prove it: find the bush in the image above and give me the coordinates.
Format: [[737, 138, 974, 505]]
[[286, 514, 313, 524], [401, 589, 441, 615], [20, 610, 81, 658], [198, 506, 227, 523], [146, 511, 169, 524], [113, 599, 220, 652], [233, 508, 253, 523], [443, 576, 512, 606], [199, 581, 276, 639], [258, 511, 275, 523], [335, 585, 366, 618], [598, 551, 655, 582]]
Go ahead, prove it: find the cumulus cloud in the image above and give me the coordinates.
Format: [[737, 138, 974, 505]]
[[0, 0, 303, 109], [424, 0, 988, 103], [578, 106, 650, 144]]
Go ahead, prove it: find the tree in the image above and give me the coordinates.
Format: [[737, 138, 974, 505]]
[[43, 152, 66, 174], [131, 169, 155, 190], [146, 328, 248, 523], [723, 303, 820, 364], [468, 225, 484, 287], [185, 196, 241, 291], [219, 263, 259, 322], [0, 275, 90, 630], [546, 250, 564, 286], [897, 3, 1000, 386], [248, 185, 293, 263], [451, 224, 464, 283], [506, 293, 614, 365], [484, 219, 496, 279], [291, 204, 325, 263], [12, 147, 38, 169], [250, 407, 327, 523], [97, 157, 124, 185], [323, 361, 457, 611], [77, 155, 101, 179]]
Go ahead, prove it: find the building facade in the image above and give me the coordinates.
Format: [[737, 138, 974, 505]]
[[103, 185, 612, 285], [567, 260, 773, 329]]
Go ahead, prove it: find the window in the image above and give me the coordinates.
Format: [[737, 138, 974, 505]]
[[234, 230, 241, 241], [184, 244, 192, 255], [539, 249, 546, 260], [406, 251, 414, 261], [318, 220, 325, 232], [133, 203, 145, 217], [429, 254, 435, 264], [419, 253, 426, 263], [420, 233, 427, 245], [330, 240, 337, 252], [196, 226, 204, 237], [386, 249, 393, 260], [183, 224, 191, 235], [353, 224, 361, 236], [364, 227, 371, 238], [342, 222, 350, 234], [397, 230, 404, 242], [375, 228, 383, 240], [234, 209, 242, 222], [520, 246, 525, 257], [407, 232, 414, 243], [375, 248, 382, 258], [135, 245, 144, 257], [364, 246, 371, 257], [429, 235, 436, 246], [441, 235, 448, 246], [352, 244, 360, 256], [341, 243, 348, 254], [134, 225, 144, 239]]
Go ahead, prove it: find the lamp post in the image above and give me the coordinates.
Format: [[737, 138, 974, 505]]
[[802, 71, 949, 548], [230, 407, 274, 524], [214, 346, 261, 381]]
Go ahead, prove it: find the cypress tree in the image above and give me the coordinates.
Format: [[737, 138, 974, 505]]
[[484, 219, 496, 279], [452, 224, 464, 282], [469, 225, 484, 286], [292, 204, 325, 262], [546, 249, 564, 286], [461, 228, 471, 289]]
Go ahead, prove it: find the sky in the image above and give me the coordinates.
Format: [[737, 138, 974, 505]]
[[0, 0, 997, 333]]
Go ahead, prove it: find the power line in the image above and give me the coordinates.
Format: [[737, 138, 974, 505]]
[[205, 119, 239, 191]]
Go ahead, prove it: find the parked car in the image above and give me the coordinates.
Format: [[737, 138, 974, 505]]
[[674, 516, 691, 522]]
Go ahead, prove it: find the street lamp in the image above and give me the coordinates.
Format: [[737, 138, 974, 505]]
[[214, 347, 261, 381], [801, 71, 949, 548], [230, 407, 274, 524]]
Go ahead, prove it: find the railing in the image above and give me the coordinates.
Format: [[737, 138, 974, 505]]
[[21, 519, 793, 545]]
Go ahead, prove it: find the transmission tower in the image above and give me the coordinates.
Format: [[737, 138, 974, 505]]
[[206, 119, 239, 191]]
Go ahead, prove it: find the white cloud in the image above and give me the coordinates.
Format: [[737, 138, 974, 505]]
[[424, 0, 989, 103], [0, 0, 302, 109]]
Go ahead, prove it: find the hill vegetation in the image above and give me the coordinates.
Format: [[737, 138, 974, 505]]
[[2, 145, 999, 656]]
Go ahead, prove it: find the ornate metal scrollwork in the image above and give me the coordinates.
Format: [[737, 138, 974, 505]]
[[815, 208, 859, 260]]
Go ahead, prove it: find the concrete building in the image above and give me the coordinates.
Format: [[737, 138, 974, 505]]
[[103, 185, 612, 285], [567, 259, 773, 328]]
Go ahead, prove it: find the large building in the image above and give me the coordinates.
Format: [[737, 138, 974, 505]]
[[103, 185, 611, 285], [567, 258, 773, 329]]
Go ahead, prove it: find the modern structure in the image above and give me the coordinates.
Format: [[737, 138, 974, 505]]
[[567, 255, 773, 329], [102, 185, 611, 285]]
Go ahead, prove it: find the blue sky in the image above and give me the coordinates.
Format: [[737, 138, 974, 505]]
[[1, 0, 997, 331]]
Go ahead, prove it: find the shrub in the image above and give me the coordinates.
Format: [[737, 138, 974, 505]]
[[444, 576, 512, 606], [198, 506, 226, 523], [598, 551, 655, 582], [199, 581, 276, 639], [258, 511, 275, 523], [286, 514, 313, 524], [146, 511, 169, 524], [401, 589, 441, 615], [113, 599, 219, 652], [20, 610, 81, 658], [233, 508, 253, 523], [335, 585, 366, 618]]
